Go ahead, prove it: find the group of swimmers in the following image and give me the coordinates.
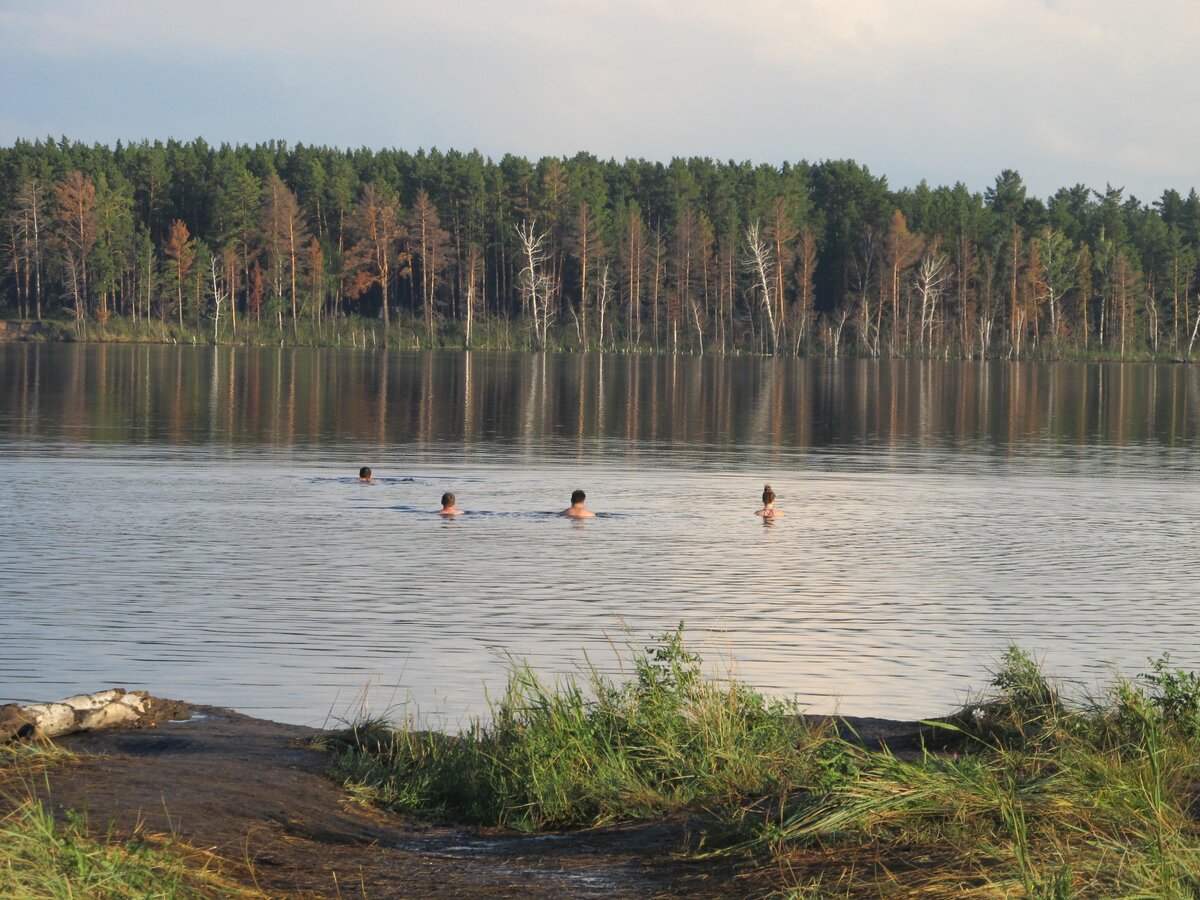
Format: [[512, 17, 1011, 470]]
[[356, 467, 783, 520]]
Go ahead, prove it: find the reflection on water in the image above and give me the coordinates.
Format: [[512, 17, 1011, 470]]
[[5, 343, 1200, 459], [1, 344, 1199, 726]]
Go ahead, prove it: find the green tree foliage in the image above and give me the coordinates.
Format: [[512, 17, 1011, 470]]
[[1, 137, 1198, 357]]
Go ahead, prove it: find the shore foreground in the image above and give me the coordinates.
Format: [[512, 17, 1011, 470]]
[[2, 703, 926, 897]]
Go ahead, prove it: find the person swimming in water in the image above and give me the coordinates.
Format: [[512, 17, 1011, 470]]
[[358, 466, 374, 483], [562, 489, 595, 518], [438, 492, 463, 516], [755, 484, 783, 519]]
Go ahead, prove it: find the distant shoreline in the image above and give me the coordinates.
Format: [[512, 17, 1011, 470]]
[[1, 319, 1191, 363]]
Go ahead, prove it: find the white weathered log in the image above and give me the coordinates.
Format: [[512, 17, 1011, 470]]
[[1, 689, 189, 742]]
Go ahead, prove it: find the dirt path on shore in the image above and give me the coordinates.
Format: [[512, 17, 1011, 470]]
[[15, 707, 751, 898]]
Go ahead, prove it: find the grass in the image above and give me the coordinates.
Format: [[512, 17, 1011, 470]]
[[321, 625, 836, 831], [722, 647, 1200, 897], [323, 638, 1200, 897], [0, 742, 253, 898]]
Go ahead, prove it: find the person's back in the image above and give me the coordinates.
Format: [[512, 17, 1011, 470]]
[[562, 488, 595, 518], [438, 492, 464, 516], [755, 483, 783, 518]]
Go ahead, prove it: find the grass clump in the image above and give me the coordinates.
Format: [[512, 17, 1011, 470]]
[[323, 625, 834, 830], [0, 797, 248, 898], [326, 639, 1200, 896], [733, 648, 1200, 897], [0, 742, 249, 898]]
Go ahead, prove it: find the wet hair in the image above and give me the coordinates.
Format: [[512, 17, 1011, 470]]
[[441, 492, 456, 508], [571, 489, 587, 505], [359, 466, 372, 480], [762, 484, 776, 505]]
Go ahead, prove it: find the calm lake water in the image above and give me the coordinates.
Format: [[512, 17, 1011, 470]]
[[2, 343, 1199, 727]]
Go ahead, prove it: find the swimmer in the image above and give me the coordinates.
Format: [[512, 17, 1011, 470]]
[[562, 489, 595, 518], [755, 484, 783, 519], [358, 466, 374, 483], [438, 492, 464, 516]]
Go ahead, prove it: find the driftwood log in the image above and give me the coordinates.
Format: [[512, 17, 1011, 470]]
[[0, 689, 190, 743]]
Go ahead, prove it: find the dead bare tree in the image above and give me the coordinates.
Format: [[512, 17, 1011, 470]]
[[827, 306, 852, 358], [853, 226, 882, 356], [1187, 290, 1200, 358], [977, 257, 998, 358], [914, 242, 951, 354], [463, 243, 482, 349], [209, 254, 227, 342], [516, 220, 554, 349], [793, 228, 817, 354], [596, 263, 612, 351], [743, 221, 779, 355]]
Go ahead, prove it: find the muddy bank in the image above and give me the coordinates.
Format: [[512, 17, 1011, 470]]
[[11, 707, 745, 897], [7, 705, 932, 898]]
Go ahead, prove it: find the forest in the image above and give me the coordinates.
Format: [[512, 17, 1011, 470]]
[[3, 137, 1200, 358]]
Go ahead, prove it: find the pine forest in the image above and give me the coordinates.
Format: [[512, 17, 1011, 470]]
[[3, 137, 1200, 359]]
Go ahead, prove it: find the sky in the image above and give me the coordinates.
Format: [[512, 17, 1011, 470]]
[[2, 0, 1197, 201]]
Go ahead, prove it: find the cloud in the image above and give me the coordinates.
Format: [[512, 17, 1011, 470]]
[[2, 0, 1198, 197]]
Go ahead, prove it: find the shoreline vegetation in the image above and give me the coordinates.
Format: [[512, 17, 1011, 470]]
[[1, 316, 1196, 364], [4, 139, 1200, 363], [325, 633, 1200, 896], [9, 634, 1200, 896]]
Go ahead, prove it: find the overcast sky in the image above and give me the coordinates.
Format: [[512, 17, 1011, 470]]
[[2, 0, 1196, 200]]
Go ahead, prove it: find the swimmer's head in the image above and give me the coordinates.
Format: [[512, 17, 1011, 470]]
[[571, 489, 586, 506], [762, 484, 775, 505], [359, 466, 372, 480], [441, 492, 456, 508]]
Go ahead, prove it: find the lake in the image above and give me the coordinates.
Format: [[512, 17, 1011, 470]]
[[1, 343, 1198, 728]]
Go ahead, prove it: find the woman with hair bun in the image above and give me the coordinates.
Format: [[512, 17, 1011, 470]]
[[755, 484, 783, 519]]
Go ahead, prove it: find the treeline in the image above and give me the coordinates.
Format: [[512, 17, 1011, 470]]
[[3, 137, 1200, 358]]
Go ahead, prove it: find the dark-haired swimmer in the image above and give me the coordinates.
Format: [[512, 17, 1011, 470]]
[[754, 484, 783, 519], [438, 492, 463, 516], [562, 489, 595, 518], [358, 466, 374, 483]]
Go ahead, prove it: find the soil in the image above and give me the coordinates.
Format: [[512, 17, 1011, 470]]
[[7, 705, 933, 898]]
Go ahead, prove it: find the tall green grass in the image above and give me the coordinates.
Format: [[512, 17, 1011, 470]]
[[733, 648, 1200, 897], [323, 626, 836, 831], [325, 641, 1200, 897]]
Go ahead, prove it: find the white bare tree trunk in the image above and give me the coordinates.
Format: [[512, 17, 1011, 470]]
[[1187, 291, 1200, 358], [210, 256, 226, 343], [596, 264, 611, 352], [516, 221, 553, 350], [830, 307, 851, 359], [744, 222, 778, 355], [914, 250, 950, 354]]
